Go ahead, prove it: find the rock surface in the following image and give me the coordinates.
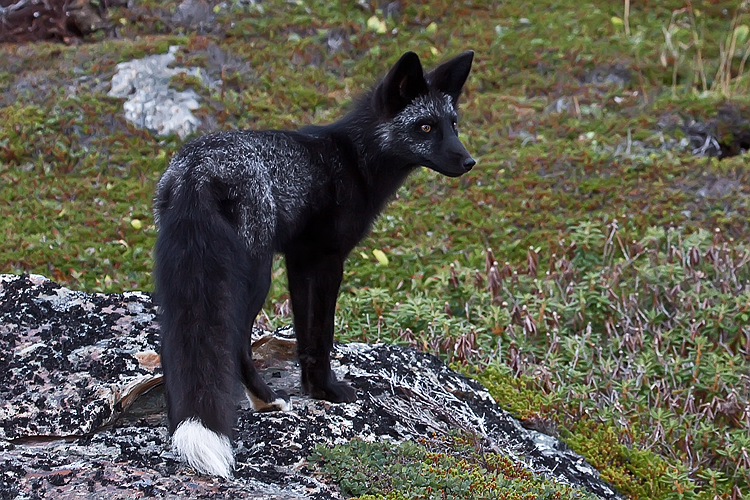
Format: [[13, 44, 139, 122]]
[[108, 46, 207, 139], [0, 274, 622, 499]]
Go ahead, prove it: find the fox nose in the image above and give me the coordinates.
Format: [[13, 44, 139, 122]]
[[463, 157, 476, 171]]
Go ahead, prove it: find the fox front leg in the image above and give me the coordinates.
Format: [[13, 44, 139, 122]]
[[286, 252, 357, 403]]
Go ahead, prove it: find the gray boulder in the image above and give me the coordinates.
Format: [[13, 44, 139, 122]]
[[0, 274, 621, 499]]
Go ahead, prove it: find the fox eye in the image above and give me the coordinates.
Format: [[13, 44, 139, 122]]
[[420, 124, 432, 133], [452, 120, 458, 131]]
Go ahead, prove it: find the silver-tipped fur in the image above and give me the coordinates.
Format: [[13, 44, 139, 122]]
[[172, 418, 234, 479]]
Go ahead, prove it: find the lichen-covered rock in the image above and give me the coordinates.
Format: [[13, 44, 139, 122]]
[[0, 274, 161, 440], [107, 46, 205, 139], [0, 274, 622, 499]]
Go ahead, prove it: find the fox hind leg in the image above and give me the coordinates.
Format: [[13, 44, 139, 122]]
[[239, 252, 292, 412]]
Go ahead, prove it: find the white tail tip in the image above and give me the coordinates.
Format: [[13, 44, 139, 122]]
[[172, 418, 234, 479]]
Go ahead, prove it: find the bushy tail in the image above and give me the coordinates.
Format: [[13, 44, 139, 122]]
[[154, 180, 250, 478]]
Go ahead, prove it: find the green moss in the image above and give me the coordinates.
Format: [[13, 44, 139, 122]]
[[169, 72, 206, 93], [463, 365, 560, 420], [309, 435, 598, 500], [0, 105, 49, 166], [560, 421, 676, 499]]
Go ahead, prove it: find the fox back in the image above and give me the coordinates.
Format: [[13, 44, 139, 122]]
[[154, 50, 475, 479]]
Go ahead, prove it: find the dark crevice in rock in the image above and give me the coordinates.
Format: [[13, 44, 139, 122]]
[[681, 102, 750, 158]]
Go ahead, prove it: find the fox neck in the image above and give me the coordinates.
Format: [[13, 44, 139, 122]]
[[360, 142, 416, 201], [334, 108, 419, 206]]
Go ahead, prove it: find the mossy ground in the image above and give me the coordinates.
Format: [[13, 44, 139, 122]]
[[311, 434, 599, 500], [2, 0, 750, 498]]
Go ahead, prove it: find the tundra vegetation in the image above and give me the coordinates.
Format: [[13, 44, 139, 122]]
[[1, 0, 749, 498]]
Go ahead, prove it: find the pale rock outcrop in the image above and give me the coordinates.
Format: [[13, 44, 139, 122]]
[[0, 274, 621, 499]]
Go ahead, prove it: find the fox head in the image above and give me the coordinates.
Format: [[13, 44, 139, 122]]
[[372, 51, 475, 177]]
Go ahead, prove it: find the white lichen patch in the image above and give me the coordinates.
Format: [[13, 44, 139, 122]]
[[108, 46, 207, 139]]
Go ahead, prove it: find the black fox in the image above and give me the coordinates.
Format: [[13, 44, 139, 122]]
[[154, 50, 475, 478]]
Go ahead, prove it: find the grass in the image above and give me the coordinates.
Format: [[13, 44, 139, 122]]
[[1, 0, 750, 498], [329, 222, 750, 499]]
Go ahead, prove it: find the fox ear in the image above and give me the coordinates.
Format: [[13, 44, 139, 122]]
[[373, 51, 429, 117], [427, 50, 474, 105]]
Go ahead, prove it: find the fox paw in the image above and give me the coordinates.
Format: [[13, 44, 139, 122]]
[[306, 379, 357, 403], [247, 390, 292, 412]]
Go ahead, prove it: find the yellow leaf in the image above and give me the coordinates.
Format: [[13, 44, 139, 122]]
[[372, 249, 389, 266], [131, 219, 143, 229], [425, 22, 437, 34], [366, 16, 378, 30], [610, 16, 623, 27], [367, 16, 387, 34]]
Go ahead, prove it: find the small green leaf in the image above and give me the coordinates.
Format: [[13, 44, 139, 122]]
[[735, 25, 749, 44]]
